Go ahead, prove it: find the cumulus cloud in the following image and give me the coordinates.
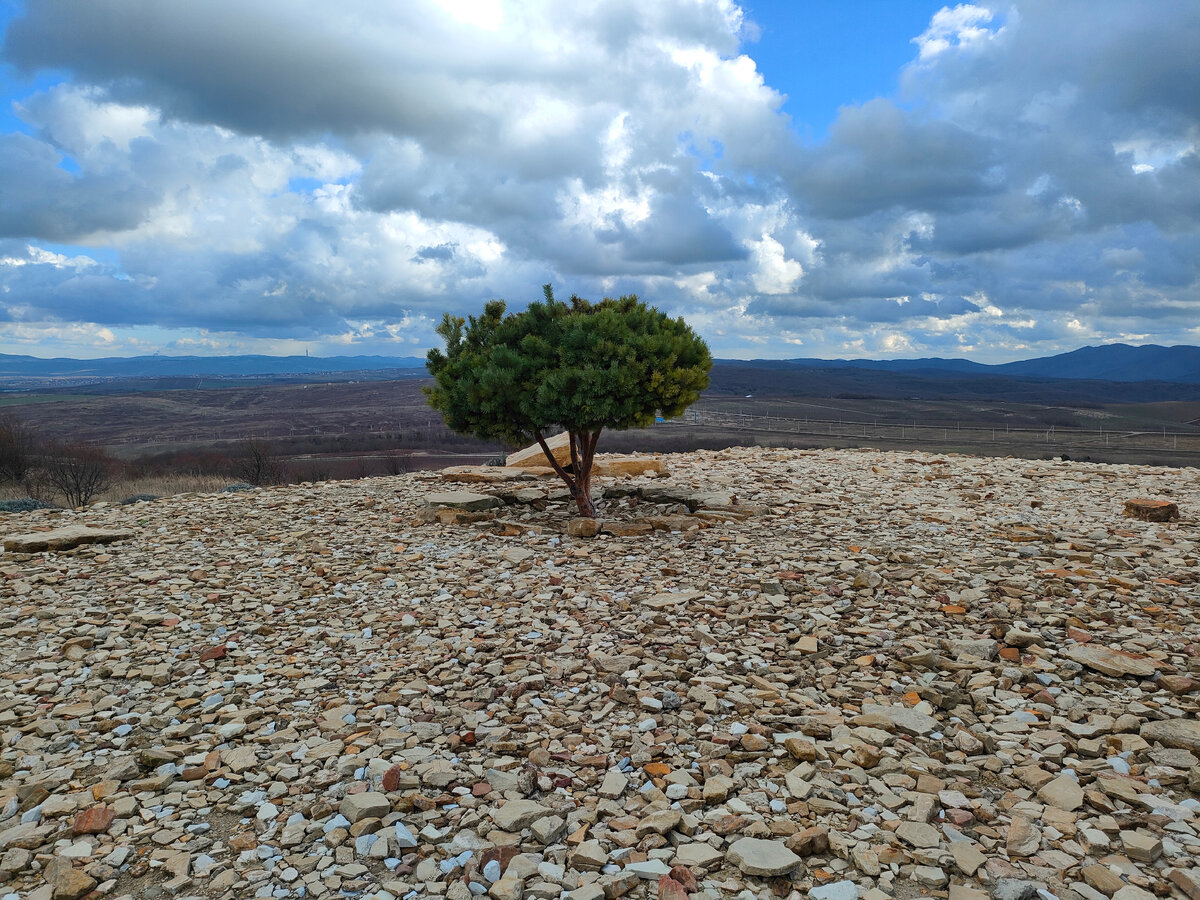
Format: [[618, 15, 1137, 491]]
[[0, 0, 1198, 359]]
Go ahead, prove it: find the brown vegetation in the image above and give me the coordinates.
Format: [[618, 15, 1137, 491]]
[[2, 371, 1199, 510]]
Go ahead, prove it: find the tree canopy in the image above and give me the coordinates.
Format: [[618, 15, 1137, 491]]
[[425, 285, 711, 516]]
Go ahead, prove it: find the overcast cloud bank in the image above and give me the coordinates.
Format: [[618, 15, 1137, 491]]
[[1, 0, 1198, 360]]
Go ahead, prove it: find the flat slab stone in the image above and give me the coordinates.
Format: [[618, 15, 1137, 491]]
[[507, 432, 571, 469], [1038, 774, 1084, 811], [673, 842, 724, 869], [422, 491, 502, 512], [439, 466, 531, 483], [623, 859, 671, 879], [896, 821, 941, 849], [725, 837, 802, 877], [857, 703, 938, 736], [1123, 498, 1179, 521], [491, 799, 550, 832], [1141, 719, 1200, 752], [3, 525, 134, 553], [1067, 645, 1157, 678], [340, 792, 390, 824], [810, 882, 858, 900], [643, 590, 703, 609], [593, 456, 667, 478]]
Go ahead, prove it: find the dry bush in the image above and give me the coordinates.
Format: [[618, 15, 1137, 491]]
[[233, 438, 288, 486], [384, 453, 415, 475], [0, 412, 37, 483], [42, 442, 116, 507]]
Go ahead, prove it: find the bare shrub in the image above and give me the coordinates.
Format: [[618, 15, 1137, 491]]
[[295, 463, 331, 483], [384, 453, 413, 476], [43, 442, 116, 507], [0, 412, 37, 483], [233, 438, 288, 486], [21, 466, 57, 505]]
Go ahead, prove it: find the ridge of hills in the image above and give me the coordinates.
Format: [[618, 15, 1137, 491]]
[[1, 342, 1198, 386], [0, 448, 1198, 899], [0, 353, 428, 380], [721, 343, 1200, 385]]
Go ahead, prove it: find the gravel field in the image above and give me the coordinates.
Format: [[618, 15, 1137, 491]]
[[1, 447, 1199, 900]]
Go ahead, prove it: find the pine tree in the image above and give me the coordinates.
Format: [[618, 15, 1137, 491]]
[[425, 285, 711, 517]]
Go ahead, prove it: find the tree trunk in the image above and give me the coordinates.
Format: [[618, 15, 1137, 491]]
[[534, 427, 601, 518], [570, 480, 596, 517]]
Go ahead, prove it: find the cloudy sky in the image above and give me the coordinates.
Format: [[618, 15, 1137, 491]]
[[1, 1, 1197, 362]]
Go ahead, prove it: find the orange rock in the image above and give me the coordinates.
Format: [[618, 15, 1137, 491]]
[[643, 762, 671, 777], [901, 691, 921, 706], [941, 605, 967, 615], [600, 521, 654, 537], [1159, 675, 1198, 694], [740, 733, 771, 752], [90, 781, 118, 800], [72, 805, 115, 835], [658, 876, 689, 900], [382, 764, 404, 792], [998, 647, 1021, 661], [480, 846, 521, 875], [669, 866, 699, 892]]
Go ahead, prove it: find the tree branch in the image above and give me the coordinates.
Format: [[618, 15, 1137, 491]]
[[568, 430, 581, 475], [533, 429, 575, 490]]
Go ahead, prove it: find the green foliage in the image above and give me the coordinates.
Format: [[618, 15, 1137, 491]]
[[426, 286, 711, 442], [425, 286, 712, 514]]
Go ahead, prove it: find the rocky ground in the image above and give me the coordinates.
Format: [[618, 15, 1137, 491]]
[[1, 446, 1199, 900]]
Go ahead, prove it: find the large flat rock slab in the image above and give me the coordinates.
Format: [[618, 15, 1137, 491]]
[[422, 491, 502, 511], [1141, 719, 1200, 751], [3, 525, 134, 553], [439, 466, 532, 484], [1124, 498, 1179, 521], [507, 431, 571, 469], [725, 837, 802, 877], [856, 702, 939, 736], [593, 456, 667, 477], [1067, 644, 1158, 678]]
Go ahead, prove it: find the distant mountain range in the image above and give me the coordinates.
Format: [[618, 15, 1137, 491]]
[[0, 342, 1196, 385], [0, 353, 427, 380], [716, 343, 1200, 384]]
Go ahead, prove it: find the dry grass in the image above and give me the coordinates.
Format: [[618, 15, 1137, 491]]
[[96, 473, 233, 503], [1, 473, 234, 508]]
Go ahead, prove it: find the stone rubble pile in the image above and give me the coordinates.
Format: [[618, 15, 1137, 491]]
[[1, 446, 1198, 900]]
